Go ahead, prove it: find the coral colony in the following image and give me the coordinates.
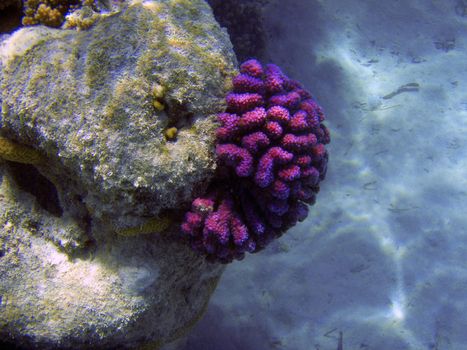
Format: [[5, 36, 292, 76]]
[[182, 59, 330, 263]]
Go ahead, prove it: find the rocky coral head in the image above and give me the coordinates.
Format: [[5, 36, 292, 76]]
[[181, 59, 330, 263]]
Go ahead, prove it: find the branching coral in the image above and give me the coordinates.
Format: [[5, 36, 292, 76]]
[[116, 216, 172, 236], [0, 137, 46, 165], [181, 59, 330, 263], [22, 0, 93, 27]]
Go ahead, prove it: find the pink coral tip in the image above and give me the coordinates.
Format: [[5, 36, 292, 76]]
[[267, 105, 290, 124], [230, 216, 249, 246], [241, 131, 270, 154], [233, 73, 264, 93], [226, 93, 264, 113], [278, 164, 301, 182], [271, 180, 290, 199], [240, 59, 264, 78], [264, 64, 286, 93], [255, 147, 293, 188], [238, 107, 267, 130], [311, 143, 326, 160], [294, 155, 312, 168], [289, 110, 310, 131], [216, 144, 254, 177], [269, 91, 301, 109], [264, 121, 283, 139], [281, 133, 317, 151]]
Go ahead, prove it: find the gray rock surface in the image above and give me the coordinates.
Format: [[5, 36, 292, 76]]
[[0, 170, 224, 349], [1, 0, 236, 226], [0, 0, 236, 348]]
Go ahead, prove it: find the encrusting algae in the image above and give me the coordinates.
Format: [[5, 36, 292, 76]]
[[0, 137, 45, 165], [22, 0, 82, 27]]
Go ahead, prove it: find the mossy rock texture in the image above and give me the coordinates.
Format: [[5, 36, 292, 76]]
[[0, 0, 236, 348], [1, 0, 237, 224]]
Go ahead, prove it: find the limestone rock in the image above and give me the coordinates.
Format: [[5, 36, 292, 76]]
[[0, 0, 236, 348], [0, 0, 237, 225], [0, 169, 224, 349]]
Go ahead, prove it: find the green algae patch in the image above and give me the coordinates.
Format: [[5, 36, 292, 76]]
[[1, 0, 237, 222]]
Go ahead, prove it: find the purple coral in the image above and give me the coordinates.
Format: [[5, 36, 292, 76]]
[[181, 59, 330, 263]]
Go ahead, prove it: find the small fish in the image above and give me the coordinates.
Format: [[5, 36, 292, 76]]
[[382, 82, 420, 99]]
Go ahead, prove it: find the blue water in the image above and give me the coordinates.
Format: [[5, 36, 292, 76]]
[[183, 1, 467, 349]]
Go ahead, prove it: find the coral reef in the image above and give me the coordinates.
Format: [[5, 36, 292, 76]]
[[181, 59, 330, 263], [22, 0, 83, 27], [1, 0, 237, 228], [0, 1, 235, 348]]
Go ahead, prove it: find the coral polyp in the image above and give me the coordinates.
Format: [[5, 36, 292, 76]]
[[181, 59, 330, 263]]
